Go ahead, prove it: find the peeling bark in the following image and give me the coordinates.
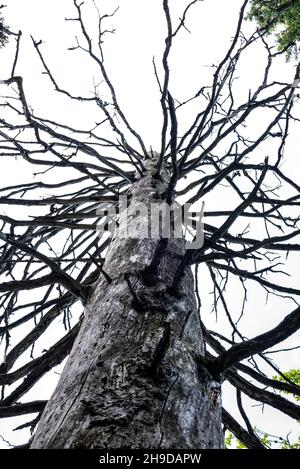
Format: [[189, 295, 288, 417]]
[[31, 155, 223, 449]]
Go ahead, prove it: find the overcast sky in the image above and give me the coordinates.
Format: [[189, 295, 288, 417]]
[[0, 0, 299, 448]]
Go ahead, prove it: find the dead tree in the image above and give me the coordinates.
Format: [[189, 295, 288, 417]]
[[0, 0, 299, 449]]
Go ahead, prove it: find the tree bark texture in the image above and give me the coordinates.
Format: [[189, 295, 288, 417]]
[[31, 155, 224, 449]]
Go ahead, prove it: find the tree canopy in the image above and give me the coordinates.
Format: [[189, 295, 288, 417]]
[[248, 0, 300, 57]]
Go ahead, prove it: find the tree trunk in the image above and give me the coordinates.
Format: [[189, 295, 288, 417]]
[[31, 155, 223, 449]]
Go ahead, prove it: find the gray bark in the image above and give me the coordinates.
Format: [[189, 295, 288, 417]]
[[31, 155, 223, 449]]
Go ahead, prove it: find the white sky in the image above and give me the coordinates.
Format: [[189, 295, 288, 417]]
[[0, 0, 299, 449]]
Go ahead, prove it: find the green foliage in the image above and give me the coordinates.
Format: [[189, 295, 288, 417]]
[[224, 431, 248, 449], [225, 429, 300, 449], [236, 439, 247, 449], [260, 432, 272, 446], [225, 429, 271, 449], [225, 431, 235, 448], [0, 14, 8, 48], [225, 431, 238, 448], [225, 370, 300, 449], [273, 369, 300, 401], [248, 0, 300, 58], [281, 436, 300, 448]]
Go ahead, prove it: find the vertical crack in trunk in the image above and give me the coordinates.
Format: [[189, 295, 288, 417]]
[[31, 153, 224, 449]]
